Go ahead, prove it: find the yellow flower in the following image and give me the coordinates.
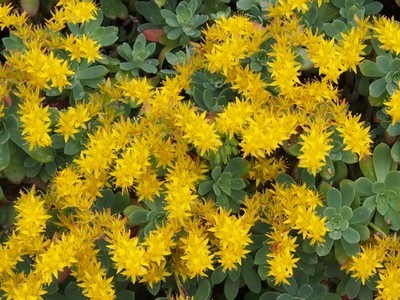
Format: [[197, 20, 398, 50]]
[[336, 113, 372, 158], [267, 230, 300, 285], [216, 97, 255, 138], [268, 0, 312, 18], [107, 232, 148, 283], [1, 272, 47, 299], [181, 226, 214, 278], [339, 25, 367, 73], [14, 187, 51, 238], [289, 206, 327, 245], [247, 157, 287, 187], [111, 141, 150, 191], [376, 264, 400, 300], [240, 113, 297, 158], [175, 103, 222, 156], [140, 261, 172, 288], [135, 169, 163, 202], [34, 234, 79, 285], [268, 35, 302, 96], [117, 76, 156, 105], [75, 126, 118, 179], [142, 225, 176, 265], [73, 254, 115, 300], [347, 244, 384, 284], [63, 34, 102, 63], [47, 0, 97, 30], [374, 16, 400, 55], [0, 3, 27, 30], [385, 90, 400, 124], [298, 120, 333, 175], [304, 29, 344, 83], [18, 100, 52, 150], [55, 103, 92, 142], [209, 209, 252, 271]]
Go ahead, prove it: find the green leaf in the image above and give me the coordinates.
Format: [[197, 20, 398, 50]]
[[44, 292, 67, 300], [298, 285, 313, 299], [326, 188, 342, 211], [211, 265, 226, 285], [373, 143, 392, 182], [384, 171, 400, 189], [3, 141, 26, 184], [369, 77, 387, 98], [229, 189, 246, 203], [242, 265, 261, 294], [316, 238, 334, 256], [323, 20, 346, 38], [342, 227, 360, 244], [354, 177, 373, 196], [224, 277, 240, 300], [65, 282, 86, 300], [198, 180, 214, 195], [359, 60, 386, 77], [167, 28, 183, 40], [260, 292, 280, 300], [138, 62, 158, 74], [0, 142, 10, 171], [146, 281, 160, 296], [359, 156, 376, 182], [96, 189, 115, 210], [112, 192, 131, 214], [116, 290, 135, 300], [340, 182, 355, 207], [228, 266, 241, 281], [211, 166, 221, 180], [224, 157, 246, 177], [385, 207, 400, 230], [391, 140, 400, 162], [364, 2, 383, 15], [352, 224, 370, 241], [194, 279, 211, 300], [230, 178, 245, 190], [339, 206, 353, 220], [77, 65, 108, 80], [64, 139, 82, 156], [276, 174, 295, 186], [213, 183, 222, 196], [349, 207, 371, 224], [254, 246, 269, 265], [346, 277, 361, 299], [100, 0, 128, 19], [127, 208, 149, 226]]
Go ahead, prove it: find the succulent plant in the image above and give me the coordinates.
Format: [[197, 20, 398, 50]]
[[317, 182, 372, 262], [198, 157, 248, 212], [161, 0, 208, 45], [355, 143, 400, 232], [117, 33, 159, 77]]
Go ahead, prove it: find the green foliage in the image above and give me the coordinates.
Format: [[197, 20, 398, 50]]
[[198, 157, 248, 212], [117, 33, 159, 77], [355, 143, 400, 231], [360, 53, 400, 104], [317, 182, 371, 262], [161, 0, 208, 45], [2, 0, 400, 299]]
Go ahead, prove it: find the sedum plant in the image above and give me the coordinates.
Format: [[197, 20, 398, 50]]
[[317, 182, 372, 262], [161, 0, 208, 45], [2, 0, 400, 300], [355, 143, 400, 232], [117, 33, 159, 77]]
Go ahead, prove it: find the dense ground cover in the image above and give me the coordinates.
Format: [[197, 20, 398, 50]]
[[1, 0, 400, 299]]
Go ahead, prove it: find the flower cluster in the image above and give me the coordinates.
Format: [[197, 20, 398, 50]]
[[1, 0, 399, 299]]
